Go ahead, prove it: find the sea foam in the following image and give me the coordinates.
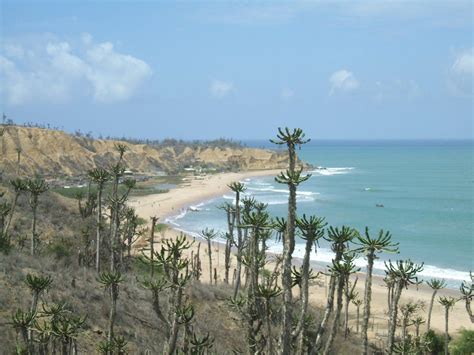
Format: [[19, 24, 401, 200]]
[[310, 167, 354, 176], [267, 243, 471, 284]]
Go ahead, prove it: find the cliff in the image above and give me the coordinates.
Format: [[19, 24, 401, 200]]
[[0, 126, 290, 177]]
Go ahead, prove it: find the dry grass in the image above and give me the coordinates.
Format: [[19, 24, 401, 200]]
[[0, 250, 251, 353]]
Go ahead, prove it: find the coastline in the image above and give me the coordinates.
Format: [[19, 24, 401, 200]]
[[130, 169, 473, 335], [128, 169, 281, 221]]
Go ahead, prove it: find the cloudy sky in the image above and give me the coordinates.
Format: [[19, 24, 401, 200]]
[[0, 1, 472, 140]]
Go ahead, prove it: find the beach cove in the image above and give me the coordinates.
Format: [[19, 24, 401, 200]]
[[129, 168, 473, 336]]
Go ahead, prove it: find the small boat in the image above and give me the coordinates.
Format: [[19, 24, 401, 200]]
[[376, 204, 384, 208]]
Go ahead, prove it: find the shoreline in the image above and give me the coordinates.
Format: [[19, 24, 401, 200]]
[[130, 169, 473, 334], [128, 169, 281, 221]]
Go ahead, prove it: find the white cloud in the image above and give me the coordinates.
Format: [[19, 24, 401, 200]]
[[85, 42, 152, 103], [81, 32, 92, 45], [210, 80, 234, 98], [280, 88, 294, 100], [452, 50, 474, 75], [0, 56, 30, 105], [0, 34, 152, 105], [448, 48, 473, 97], [329, 69, 359, 95], [3, 44, 26, 59]]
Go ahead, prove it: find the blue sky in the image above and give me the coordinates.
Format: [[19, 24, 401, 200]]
[[0, 1, 472, 140]]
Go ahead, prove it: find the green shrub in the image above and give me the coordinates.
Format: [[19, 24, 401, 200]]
[[47, 239, 72, 260], [132, 255, 164, 277], [136, 217, 147, 226], [422, 330, 445, 354], [0, 232, 12, 254], [154, 223, 168, 233], [450, 329, 474, 355]]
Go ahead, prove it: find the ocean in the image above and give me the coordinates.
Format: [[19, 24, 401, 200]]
[[167, 140, 473, 288]]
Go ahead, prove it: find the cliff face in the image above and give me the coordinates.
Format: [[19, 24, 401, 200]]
[[0, 126, 289, 177]]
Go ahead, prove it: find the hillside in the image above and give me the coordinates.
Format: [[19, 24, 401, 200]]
[[0, 179, 366, 354], [0, 126, 290, 177]]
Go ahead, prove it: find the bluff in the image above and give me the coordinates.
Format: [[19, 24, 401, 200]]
[[0, 126, 290, 177]]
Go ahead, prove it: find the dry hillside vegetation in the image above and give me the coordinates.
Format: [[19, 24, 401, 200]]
[[0, 185, 365, 354]]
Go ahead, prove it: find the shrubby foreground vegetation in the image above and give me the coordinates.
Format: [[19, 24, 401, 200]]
[[0, 127, 472, 354]]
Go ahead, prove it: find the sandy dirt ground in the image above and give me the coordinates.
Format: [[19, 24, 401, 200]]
[[129, 170, 473, 340]]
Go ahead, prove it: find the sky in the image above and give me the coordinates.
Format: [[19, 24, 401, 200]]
[[0, 0, 473, 140]]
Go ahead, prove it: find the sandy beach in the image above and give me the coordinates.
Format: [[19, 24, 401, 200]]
[[129, 170, 473, 337], [128, 169, 282, 221]]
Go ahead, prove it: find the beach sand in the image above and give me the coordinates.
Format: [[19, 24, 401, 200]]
[[129, 170, 473, 338], [128, 170, 282, 222]]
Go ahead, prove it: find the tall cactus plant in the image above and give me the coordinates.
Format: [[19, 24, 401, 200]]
[[271, 127, 310, 354]]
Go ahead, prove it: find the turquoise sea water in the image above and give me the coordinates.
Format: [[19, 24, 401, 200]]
[[169, 141, 473, 288]]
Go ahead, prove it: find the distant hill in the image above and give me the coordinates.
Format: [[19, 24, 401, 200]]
[[0, 126, 291, 177]]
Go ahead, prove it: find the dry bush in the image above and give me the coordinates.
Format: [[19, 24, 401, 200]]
[[0, 250, 252, 352]]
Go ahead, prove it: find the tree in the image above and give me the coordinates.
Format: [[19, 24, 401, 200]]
[[140, 277, 168, 337], [98, 271, 125, 346], [228, 201, 282, 354], [256, 282, 282, 354], [39, 301, 69, 353], [16, 147, 22, 175], [229, 181, 246, 297], [270, 127, 310, 354], [0, 201, 11, 238], [122, 207, 141, 263], [3, 178, 27, 237], [459, 271, 473, 323], [293, 214, 325, 353], [218, 202, 235, 284], [383, 273, 396, 329], [88, 168, 110, 272], [142, 234, 193, 354], [412, 316, 425, 341], [25, 273, 53, 314], [75, 190, 96, 220], [50, 312, 87, 355], [114, 143, 127, 162], [353, 227, 399, 354], [323, 253, 359, 355], [384, 259, 424, 354], [240, 206, 273, 353], [26, 178, 49, 256], [201, 228, 217, 284], [399, 302, 421, 345], [24, 273, 52, 352], [11, 309, 37, 353], [438, 296, 457, 355], [343, 277, 358, 338], [426, 278, 447, 331], [352, 298, 363, 334], [108, 163, 125, 271], [313, 226, 357, 352], [149, 216, 159, 277]]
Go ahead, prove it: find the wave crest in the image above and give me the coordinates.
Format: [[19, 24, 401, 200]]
[[310, 167, 354, 176]]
